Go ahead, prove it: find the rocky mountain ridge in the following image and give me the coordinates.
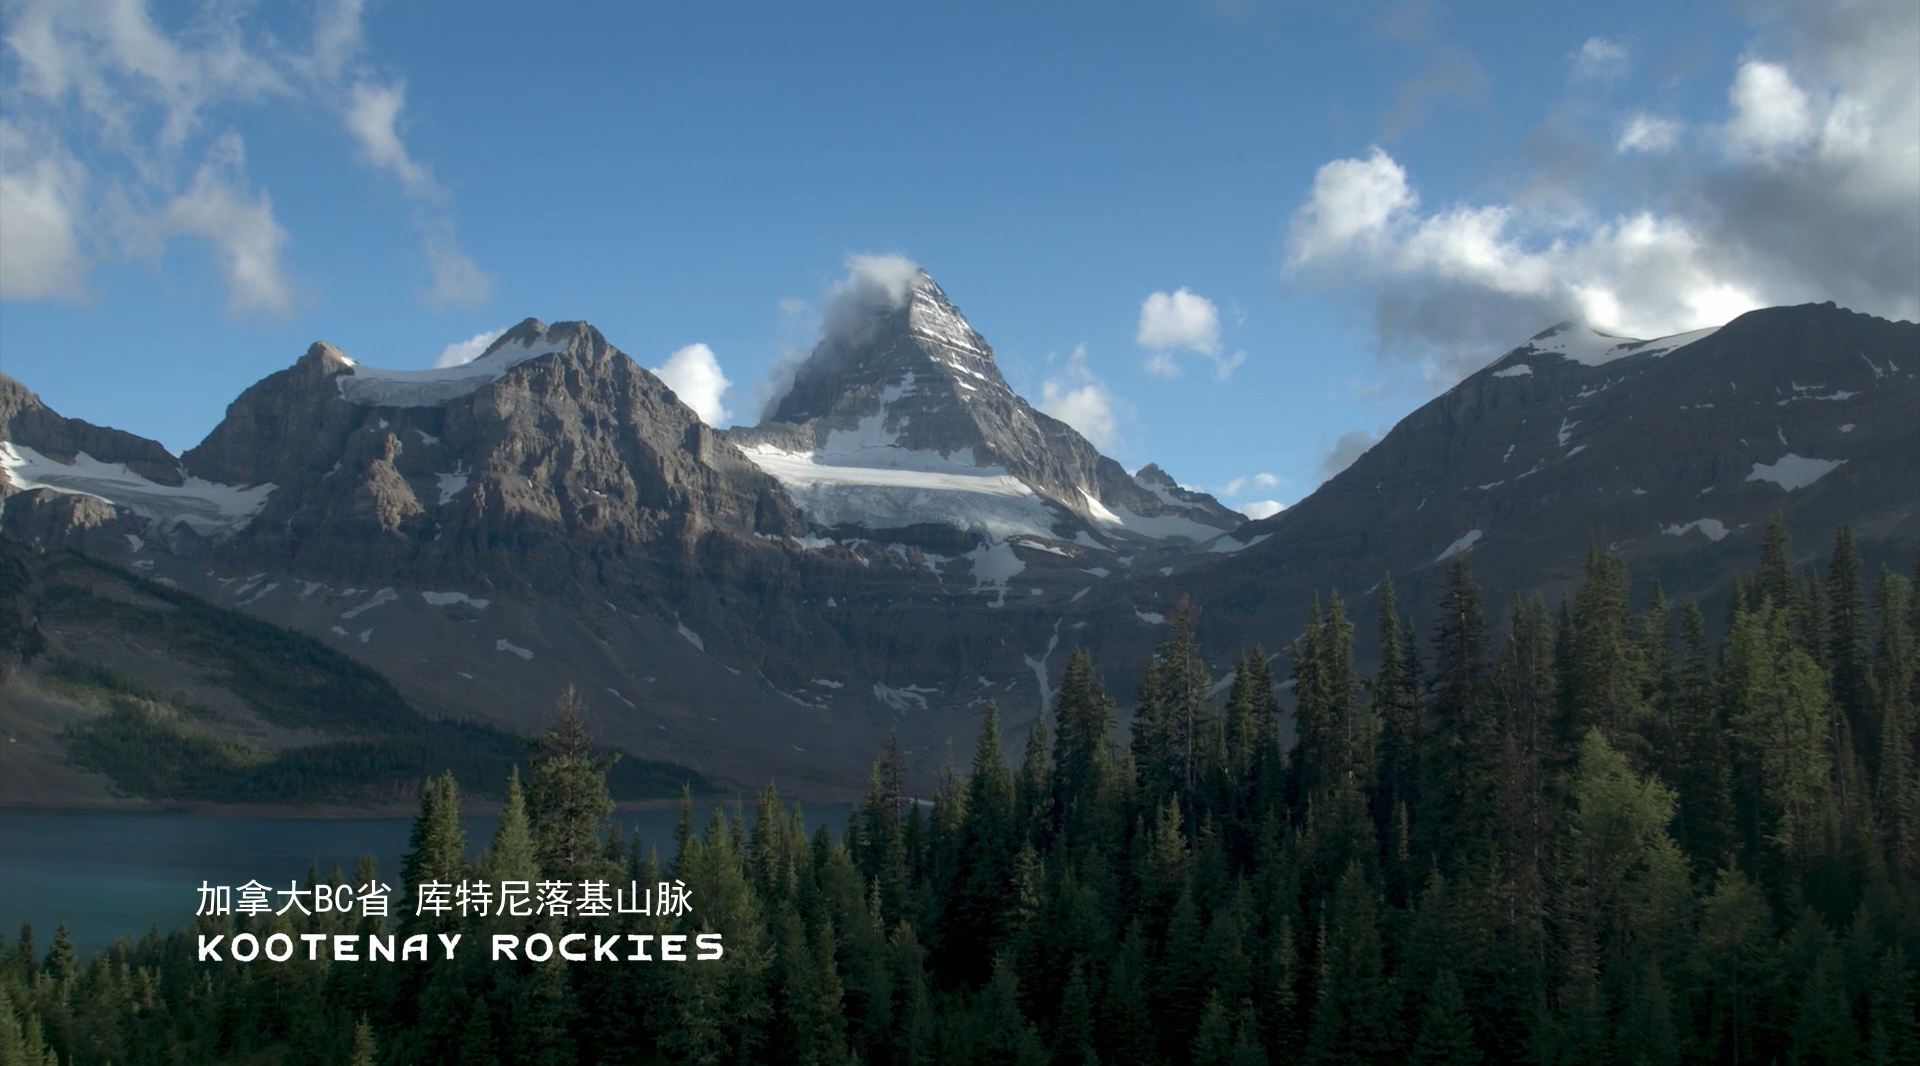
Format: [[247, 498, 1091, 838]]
[[3, 291, 1916, 797]]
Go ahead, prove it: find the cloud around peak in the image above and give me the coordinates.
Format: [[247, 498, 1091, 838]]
[[753, 252, 923, 420]]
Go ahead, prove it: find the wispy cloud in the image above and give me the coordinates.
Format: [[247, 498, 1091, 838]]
[[1571, 37, 1628, 82], [1038, 344, 1124, 450], [0, 0, 490, 314]]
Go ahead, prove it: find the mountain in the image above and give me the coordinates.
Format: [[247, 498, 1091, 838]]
[[1092, 302, 1920, 677], [3, 293, 1915, 800], [0, 275, 1240, 797], [727, 270, 1240, 549]]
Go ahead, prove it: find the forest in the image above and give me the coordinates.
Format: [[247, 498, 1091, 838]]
[[2, 518, 1915, 1064]]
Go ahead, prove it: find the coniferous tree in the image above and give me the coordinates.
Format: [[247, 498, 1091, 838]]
[[1307, 863, 1395, 1064], [1412, 970, 1480, 1066], [1422, 559, 1497, 870], [528, 687, 615, 884]]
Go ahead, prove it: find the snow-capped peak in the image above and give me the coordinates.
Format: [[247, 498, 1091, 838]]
[[1488, 320, 1723, 373], [332, 319, 579, 408]]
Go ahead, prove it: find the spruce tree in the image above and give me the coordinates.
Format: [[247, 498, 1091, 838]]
[[1421, 558, 1497, 869], [528, 686, 615, 884], [1412, 970, 1480, 1066]]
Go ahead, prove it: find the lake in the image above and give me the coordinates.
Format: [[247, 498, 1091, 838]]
[[0, 805, 852, 957]]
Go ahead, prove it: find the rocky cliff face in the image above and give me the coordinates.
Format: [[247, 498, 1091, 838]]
[[3, 294, 1914, 797]]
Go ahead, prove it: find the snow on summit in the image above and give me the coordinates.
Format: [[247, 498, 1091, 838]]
[[334, 322, 574, 407], [1492, 321, 1723, 371]]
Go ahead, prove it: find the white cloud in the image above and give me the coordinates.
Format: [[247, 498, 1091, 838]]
[[344, 80, 433, 194], [1286, 1, 1919, 377], [0, 119, 88, 300], [1239, 500, 1285, 520], [1287, 145, 1768, 347], [820, 252, 921, 350], [340, 78, 493, 310], [155, 132, 292, 314], [1137, 287, 1245, 378], [651, 343, 733, 425], [1137, 287, 1221, 354], [1222, 472, 1281, 496], [758, 253, 924, 419], [1285, 147, 1417, 267], [1725, 59, 1815, 156], [1617, 113, 1682, 154], [1572, 37, 1628, 81], [1038, 345, 1122, 450], [0, 0, 487, 315], [309, 0, 367, 82], [434, 326, 506, 368]]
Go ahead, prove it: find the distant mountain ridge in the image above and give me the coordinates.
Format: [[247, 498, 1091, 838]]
[[3, 290, 1916, 799]]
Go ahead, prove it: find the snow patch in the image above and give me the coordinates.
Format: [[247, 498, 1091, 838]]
[[495, 638, 534, 660], [873, 683, 931, 712], [422, 591, 490, 609], [1492, 363, 1533, 378], [1436, 529, 1483, 562], [0, 442, 273, 535], [339, 588, 397, 620], [1746, 454, 1845, 491], [677, 622, 705, 651], [1209, 532, 1272, 554], [435, 468, 470, 505], [1523, 323, 1719, 367], [336, 333, 571, 407], [1081, 490, 1222, 541], [1662, 518, 1730, 542]]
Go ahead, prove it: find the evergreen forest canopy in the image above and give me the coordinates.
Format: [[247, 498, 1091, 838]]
[[3, 518, 1917, 1065]]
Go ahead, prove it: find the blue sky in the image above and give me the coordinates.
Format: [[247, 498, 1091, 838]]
[[3, 1, 1915, 516]]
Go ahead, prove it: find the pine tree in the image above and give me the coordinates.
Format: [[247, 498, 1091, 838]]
[[1052, 649, 1120, 854], [1828, 527, 1877, 748], [1411, 970, 1480, 1066], [1723, 602, 1835, 886], [1673, 601, 1736, 871], [943, 703, 1018, 984], [1373, 575, 1419, 840], [1144, 598, 1215, 804], [1307, 862, 1396, 1064], [528, 686, 615, 884], [1421, 558, 1498, 869], [1760, 513, 1795, 610]]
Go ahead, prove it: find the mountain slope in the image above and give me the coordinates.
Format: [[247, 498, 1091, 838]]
[[0, 543, 706, 807], [1098, 302, 1920, 676]]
